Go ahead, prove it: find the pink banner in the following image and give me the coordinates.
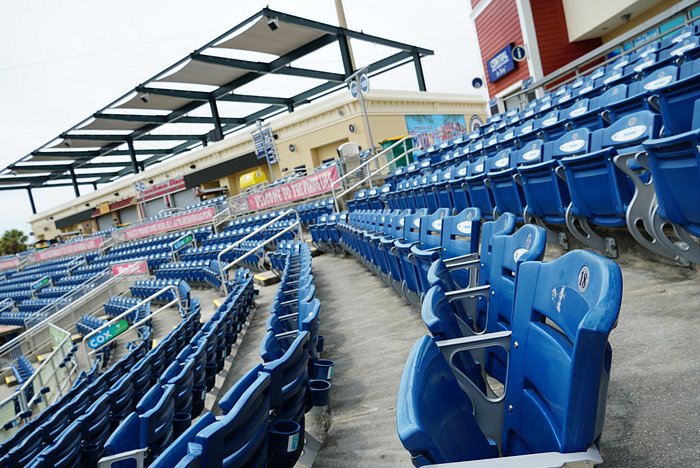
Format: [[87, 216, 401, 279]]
[[121, 207, 216, 241], [0, 257, 20, 271], [32, 237, 104, 263], [111, 259, 149, 276], [247, 166, 339, 211]]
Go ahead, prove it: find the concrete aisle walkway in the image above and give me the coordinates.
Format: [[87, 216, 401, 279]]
[[312, 254, 425, 467]]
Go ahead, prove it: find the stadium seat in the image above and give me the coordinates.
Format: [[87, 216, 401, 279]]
[[398, 250, 623, 466]]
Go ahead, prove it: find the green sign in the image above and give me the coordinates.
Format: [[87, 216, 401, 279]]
[[31, 276, 51, 291], [172, 233, 194, 251], [87, 319, 129, 349]]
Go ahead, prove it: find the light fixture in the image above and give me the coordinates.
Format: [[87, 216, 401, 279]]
[[621, 13, 631, 23], [63, 139, 72, 147], [289, 144, 296, 152], [189, 164, 196, 169], [349, 123, 356, 133], [267, 17, 279, 31], [139, 93, 150, 103]]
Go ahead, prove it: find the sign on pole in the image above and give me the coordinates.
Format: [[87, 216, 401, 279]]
[[88, 319, 129, 349], [31, 276, 52, 292], [251, 121, 279, 176]]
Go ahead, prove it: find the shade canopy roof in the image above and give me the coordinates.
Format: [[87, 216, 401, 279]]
[[1, 8, 433, 194]]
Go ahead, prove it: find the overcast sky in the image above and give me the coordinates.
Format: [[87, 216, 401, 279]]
[[0, 0, 485, 236]]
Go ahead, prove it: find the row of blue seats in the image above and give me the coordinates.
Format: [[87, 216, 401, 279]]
[[150, 243, 332, 467], [398, 233, 622, 465], [98, 273, 254, 466], [130, 279, 192, 305], [11, 355, 34, 385], [309, 212, 346, 255], [35, 285, 79, 299], [297, 198, 335, 225], [480, 23, 700, 134], [360, 106, 699, 263], [0, 311, 47, 327], [14, 296, 203, 467], [0, 339, 148, 465], [339, 208, 488, 307], [156, 260, 215, 288], [223, 209, 297, 232], [334, 200, 624, 465], [17, 298, 69, 314], [110, 227, 212, 254]]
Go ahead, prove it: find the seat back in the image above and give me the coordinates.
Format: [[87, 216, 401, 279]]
[[417, 208, 450, 250], [643, 100, 700, 234], [192, 372, 271, 467], [261, 331, 310, 423], [502, 250, 622, 456], [35, 420, 83, 468], [440, 208, 482, 262]]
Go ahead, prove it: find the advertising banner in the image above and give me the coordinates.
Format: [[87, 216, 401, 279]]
[[405, 114, 468, 154], [246, 166, 339, 211], [121, 207, 216, 241], [0, 257, 20, 271], [110, 259, 149, 276], [32, 237, 104, 263], [141, 177, 186, 201]]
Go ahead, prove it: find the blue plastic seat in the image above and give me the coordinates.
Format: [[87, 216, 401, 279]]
[[398, 250, 623, 466], [519, 129, 593, 226], [561, 110, 662, 257], [151, 369, 271, 468], [464, 157, 495, 220], [640, 101, 700, 263], [428, 213, 515, 332]]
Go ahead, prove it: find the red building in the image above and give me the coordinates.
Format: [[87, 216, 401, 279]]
[[470, 0, 602, 109]]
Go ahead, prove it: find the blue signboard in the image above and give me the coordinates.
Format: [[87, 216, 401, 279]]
[[487, 43, 516, 83]]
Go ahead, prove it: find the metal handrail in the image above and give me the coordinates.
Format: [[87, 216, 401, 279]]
[[220, 221, 300, 295], [81, 284, 183, 366], [216, 209, 302, 294], [0, 324, 74, 429], [332, 136, 415, 210], [0, 266, 121, 360], [0, 298, 14, 314]]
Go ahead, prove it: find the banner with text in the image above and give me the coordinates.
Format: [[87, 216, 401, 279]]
[[246, 166, 339, 211], [32, 237, 105, 263], [0, 257, 20, 271], [121, 207, 216, 241]]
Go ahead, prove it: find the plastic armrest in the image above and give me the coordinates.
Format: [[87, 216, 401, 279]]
[[435, 330, 512, 449], [445, 284, 490, 302]]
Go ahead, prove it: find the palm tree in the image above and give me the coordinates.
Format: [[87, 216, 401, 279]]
[[0, 229, 28, 255]]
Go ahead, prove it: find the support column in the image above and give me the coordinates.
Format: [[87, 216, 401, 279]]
[[26, 187, 37, 215], [338, 33, 355, 77], [126, 138, 139, 174], [208, 97, 223, 141], [92, 182, 98, 191], [412, 47, 427, 91], [69, 167, 80, 197]]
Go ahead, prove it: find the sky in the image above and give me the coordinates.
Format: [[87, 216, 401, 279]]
[[0, 0, 485, 237]]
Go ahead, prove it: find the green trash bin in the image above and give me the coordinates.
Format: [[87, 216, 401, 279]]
[[380, 136, 414, 172]]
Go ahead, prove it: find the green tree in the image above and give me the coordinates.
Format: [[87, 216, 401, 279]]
[[0, 229, 28, 255]]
